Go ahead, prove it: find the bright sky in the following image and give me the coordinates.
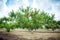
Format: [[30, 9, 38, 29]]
[[0, 0, 60, 20]]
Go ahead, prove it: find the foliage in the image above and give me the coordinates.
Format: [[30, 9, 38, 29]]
[[0, 7, 60, 32], [56, 21, 60, 29]]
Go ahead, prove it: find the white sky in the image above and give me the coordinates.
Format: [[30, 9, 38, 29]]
[[0, 0, 60, 20]]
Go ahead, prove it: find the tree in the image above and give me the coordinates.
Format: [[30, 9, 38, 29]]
[[0, 6, 59, 32]]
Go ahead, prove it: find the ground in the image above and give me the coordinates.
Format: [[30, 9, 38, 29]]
[[0, 29, 60, 40]]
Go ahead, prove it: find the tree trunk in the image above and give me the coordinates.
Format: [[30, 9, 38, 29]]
[[6, 28, 10, 32]]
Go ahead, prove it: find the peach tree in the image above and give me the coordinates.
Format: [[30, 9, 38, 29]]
[[0, 7, 59, 32]]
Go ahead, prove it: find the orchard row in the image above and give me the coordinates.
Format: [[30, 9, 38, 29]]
[[0, 7, 60, 32]]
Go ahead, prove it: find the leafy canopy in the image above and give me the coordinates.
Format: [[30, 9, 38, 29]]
[[0, 7, 60, 32]]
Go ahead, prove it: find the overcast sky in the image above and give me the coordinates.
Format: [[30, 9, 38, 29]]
[[0, 0, 60, 20]]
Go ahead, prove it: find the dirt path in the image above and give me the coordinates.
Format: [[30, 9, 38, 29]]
[[0, 29, 60, 40]]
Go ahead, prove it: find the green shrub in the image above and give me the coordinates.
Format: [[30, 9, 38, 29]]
[[0, 6, 59, 32]]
